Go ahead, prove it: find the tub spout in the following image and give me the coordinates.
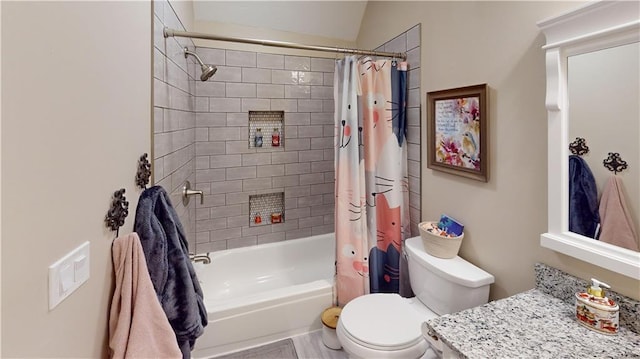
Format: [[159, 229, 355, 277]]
[[190, 253, 211, 264]]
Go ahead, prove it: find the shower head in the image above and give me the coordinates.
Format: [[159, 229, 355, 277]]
[[183, 48, 217, 81]]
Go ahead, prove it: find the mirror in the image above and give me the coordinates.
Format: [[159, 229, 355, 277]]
[[567, 42, 639, 252], [538, 0, 640, 279]]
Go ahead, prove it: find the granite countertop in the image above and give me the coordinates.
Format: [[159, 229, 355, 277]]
[[424, 289, 640, 358]]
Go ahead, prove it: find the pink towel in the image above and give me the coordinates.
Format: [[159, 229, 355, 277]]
[[598, 176, 639, 251], [109, 233, 182, 358]]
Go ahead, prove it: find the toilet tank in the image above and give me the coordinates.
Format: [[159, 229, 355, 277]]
[[404, 236, 494, 315]]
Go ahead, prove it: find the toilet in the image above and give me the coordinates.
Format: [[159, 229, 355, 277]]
[[336, 236, 495, 359]]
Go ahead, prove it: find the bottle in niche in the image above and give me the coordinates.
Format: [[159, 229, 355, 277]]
[[254, 128, 263, 148], [272, 128, 280, 147], [254, 212, 262, 224]]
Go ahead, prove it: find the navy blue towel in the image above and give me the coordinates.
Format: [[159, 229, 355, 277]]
[[569, 155, 600, 238], [134, 186, 207, 358]]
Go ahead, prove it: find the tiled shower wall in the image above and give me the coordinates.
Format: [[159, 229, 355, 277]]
[[153, 1, 197, 249], [193, 24, 422, 253], [377, 24, 422, 237], [193, 48, 337, 253]]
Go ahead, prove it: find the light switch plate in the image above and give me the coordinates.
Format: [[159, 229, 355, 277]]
[[48, 241, 90, 310]]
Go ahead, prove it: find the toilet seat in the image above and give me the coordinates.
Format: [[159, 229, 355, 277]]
[[339, 294, 427, 352]]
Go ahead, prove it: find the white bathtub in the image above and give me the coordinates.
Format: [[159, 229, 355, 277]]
[[191, 233, 335, 358]]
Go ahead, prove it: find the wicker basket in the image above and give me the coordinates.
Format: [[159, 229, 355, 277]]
[[418, 221, 464, 259]]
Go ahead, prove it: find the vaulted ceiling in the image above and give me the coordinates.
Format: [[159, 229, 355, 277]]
[[192, 1, 368, 42]]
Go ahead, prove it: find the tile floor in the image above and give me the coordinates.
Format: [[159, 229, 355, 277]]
[[291, 330, 348, 359]]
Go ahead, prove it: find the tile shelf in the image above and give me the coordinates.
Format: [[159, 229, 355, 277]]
[[248, 110, 284, 150], [249, 192, 285, 227]]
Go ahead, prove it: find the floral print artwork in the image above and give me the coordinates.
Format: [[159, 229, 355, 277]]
[[434, 96, 481, 170]]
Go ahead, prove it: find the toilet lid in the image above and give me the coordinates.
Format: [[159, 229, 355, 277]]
[[340, 294, 424, 350]]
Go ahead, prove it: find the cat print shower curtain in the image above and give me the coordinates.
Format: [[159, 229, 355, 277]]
[[334, 56, 410, 306]]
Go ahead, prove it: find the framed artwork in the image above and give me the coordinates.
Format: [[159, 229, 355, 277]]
[[426, 84, 488, 182]]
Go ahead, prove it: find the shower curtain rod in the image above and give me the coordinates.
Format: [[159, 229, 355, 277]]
[[163, 28, 407, 60]]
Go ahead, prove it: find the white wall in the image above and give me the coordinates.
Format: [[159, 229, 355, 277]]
[[357, 1, 639, 300], [1, 1, 151, 356]]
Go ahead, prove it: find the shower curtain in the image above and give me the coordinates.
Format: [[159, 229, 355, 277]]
[[334, 56, 410, 306]]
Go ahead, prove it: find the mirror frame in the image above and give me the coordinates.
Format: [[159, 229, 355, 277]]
[[537, 0, 640, 280]]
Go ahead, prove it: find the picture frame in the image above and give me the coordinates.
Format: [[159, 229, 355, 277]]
[[426, 84, 488, 182]]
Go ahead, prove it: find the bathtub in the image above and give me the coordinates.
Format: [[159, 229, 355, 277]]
[[191, 233, 335, 358]]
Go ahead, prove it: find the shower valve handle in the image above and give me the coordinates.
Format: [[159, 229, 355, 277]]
[[182, 180, 204, 206]]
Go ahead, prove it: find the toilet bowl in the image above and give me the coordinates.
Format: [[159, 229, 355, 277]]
[[336, 236, 494, 359]]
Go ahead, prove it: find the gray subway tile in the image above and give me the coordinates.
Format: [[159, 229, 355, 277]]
[[257, 84, 284, 98], [210, 204, 243, 219], [226, 50, 256, 67], [208, 127, 241, 141], [311, 86, 333, 99], [311, 137, 333, 149], [298, 99, 323, 112], [196, 218, 227, 232], [210, 180, 244, 194], [226, 167, 257, 180], [209, 154, 242, 168], [273, 175, 300, 187], [243, 177, 273, 191], [227, 236, 257, 249], [285, 186, 311, 198], [285, 162, 311, 175], [227, 112, 249, 126], [406, 47, 420, 70], [242, 67, 272, 83], [271, 151, 299, 164], [270, 99, 298, 112], [284, 138, 310, 151], [196, 47, 226, 65], [298, 150, 324, 162], [408, 68, 420, 90], [323, 72, 334, 86], [408, 88, 420, 108], [323, 99, 335, 113], [310, 58, 335, 72], [226, 83, 256, 98], [284, 56, 310, 71], [195, 97, 209, 112], [285, 85, 311, 99], [196, 81, 225, 97], [196, 141, 226, 155], [310, 183, 334, 195], [408, 143, 420, 161], [297, 71, 324, 85], [226, 141, 253, 154], [384, 33, 407, 54], [212, 66, 242, 82], [285, 113, 310, 126], [242, 152, 272, 166], [286, 228, 313, 240], [285, 207, 311, 219], [298, 125, 324, 138], [272, 70, 298, 85], [196, 168, 226, 182], [299, 173, 325, 185], [210, 98, 241, 112], [407, 107, 420, 127], [241, 98, 270, 112], [311, 160, 333, 173], [310, 113, 333, 125], [257, 53, 284, 69], [257, 164, 285, 177], [195, 156, 210, 169], [407, 25, 421, 50], [196, 112, 226, 127], [299, 215, 324, 228]]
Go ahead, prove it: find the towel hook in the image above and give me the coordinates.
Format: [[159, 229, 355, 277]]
[[135, 153, 151, 189], [105, 188, 129, 237], [569, 137, 589, 156], [603, 152, 628, 175]]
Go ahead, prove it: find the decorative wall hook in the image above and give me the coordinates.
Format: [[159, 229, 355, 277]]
[[569, 137, 589, 156], [105, 188, 129, 236], [135, 153, 151, 189], [603, 152, 628, 175]]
